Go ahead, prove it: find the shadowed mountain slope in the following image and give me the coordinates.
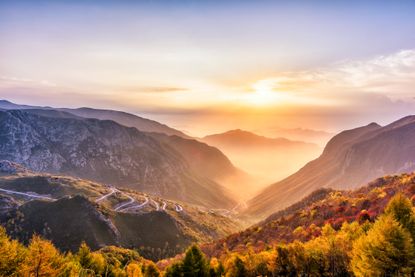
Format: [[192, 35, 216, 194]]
[[0, 109, 236, 208], [248, 116, 415, 218], [0, 166, 242, 260]]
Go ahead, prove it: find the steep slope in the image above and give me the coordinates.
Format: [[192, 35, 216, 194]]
[[0, 100, 244, 201], [0, 109, 235, 208], [154, 134, 237, 180], [0, 166, 242, 260], [203, 172, 415, 257], [201, 129, 321, 188], [248, 116, 415, 218]]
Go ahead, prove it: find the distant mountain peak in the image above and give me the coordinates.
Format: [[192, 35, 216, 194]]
[[367, 122, 381, 128]]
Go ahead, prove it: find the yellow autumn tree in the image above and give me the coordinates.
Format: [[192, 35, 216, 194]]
[[19, 235, 65, 277], [0, 226, 26, 276], [126, 262, 143, 277], [351, 214, 415, 276]]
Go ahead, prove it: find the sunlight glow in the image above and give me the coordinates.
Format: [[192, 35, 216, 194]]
[[245, 79, 282, 106]]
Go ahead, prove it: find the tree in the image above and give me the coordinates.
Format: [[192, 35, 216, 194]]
[[274, 245, 296, 276], [143, 261, 161, 277], [351, 214, 415, 276], [181, 245, 209, 277], [225, 255, 246, 277], [19, 235, 65, 277], [384, 193, 415, 241], [209, 258, 225, 277], [77, 242, 93, 270], [126, 262, 143, 277], [60, 253, 83, 277], [89, 252, 106, 275], [0, 226, 26, 276], [165, 262, 183, 277]]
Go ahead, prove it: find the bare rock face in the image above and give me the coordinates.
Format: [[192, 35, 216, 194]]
[[0, 195, 18, 213], [0, 110, 235, 208], [0, 160, 29, 174]]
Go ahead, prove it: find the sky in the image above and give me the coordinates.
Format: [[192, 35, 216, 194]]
[[1, 0, 415, 137]]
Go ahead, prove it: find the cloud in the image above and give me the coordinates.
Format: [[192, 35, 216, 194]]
[[253, 49, 415, 100], [0, 75, 57, 87], [119, 86, 188, 94]]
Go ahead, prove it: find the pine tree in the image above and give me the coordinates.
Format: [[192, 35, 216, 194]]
[[165, 262, 183, 277], [384, 193, 415, 241], [77, 242, 93, 269], [351, 214, 415, 276], [181, 245, 209, 277]]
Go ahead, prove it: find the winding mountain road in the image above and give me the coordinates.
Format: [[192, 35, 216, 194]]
[[95, 187, 116, 202], [0, 185, 185, 214], [114, 191, 135, 211], [119, 196, 149, 212], [0, 188, 54, 201], [151, 199, 160, 211], [175, 204, 183, 212]]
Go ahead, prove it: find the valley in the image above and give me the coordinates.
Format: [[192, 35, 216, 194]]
[[1, 102, 415, 275], [201, 129, 322, 194], [1, 1, 414, 275]]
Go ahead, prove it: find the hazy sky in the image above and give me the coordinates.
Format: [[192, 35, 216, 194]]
[[1, 0, 415, 136]]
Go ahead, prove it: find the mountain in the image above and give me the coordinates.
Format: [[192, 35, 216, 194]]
[[271, 127, 334, 146], [201, 129, 321, 192], [202, 129, 320, 149], [0, 162, 242, 260], [61, 107, 190, 138], [0, 99, 41, 110], [0, 100, 189, 138], [150, 133, 242, 182], [0, 109, 237, 208], [247, 116, 415, 219], [202, 171, 415, 257], [0, 100, 246, 201]]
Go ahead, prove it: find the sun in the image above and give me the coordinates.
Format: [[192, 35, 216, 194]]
[[244, 79, 280, 106]]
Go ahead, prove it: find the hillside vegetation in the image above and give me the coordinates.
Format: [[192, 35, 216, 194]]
[[2, 180, 415, 276], [204, 172, 415, 257]]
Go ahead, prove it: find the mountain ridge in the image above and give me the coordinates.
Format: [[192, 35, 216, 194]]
[[247, 116, 415, 219], [0, 109, 236, 208]]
